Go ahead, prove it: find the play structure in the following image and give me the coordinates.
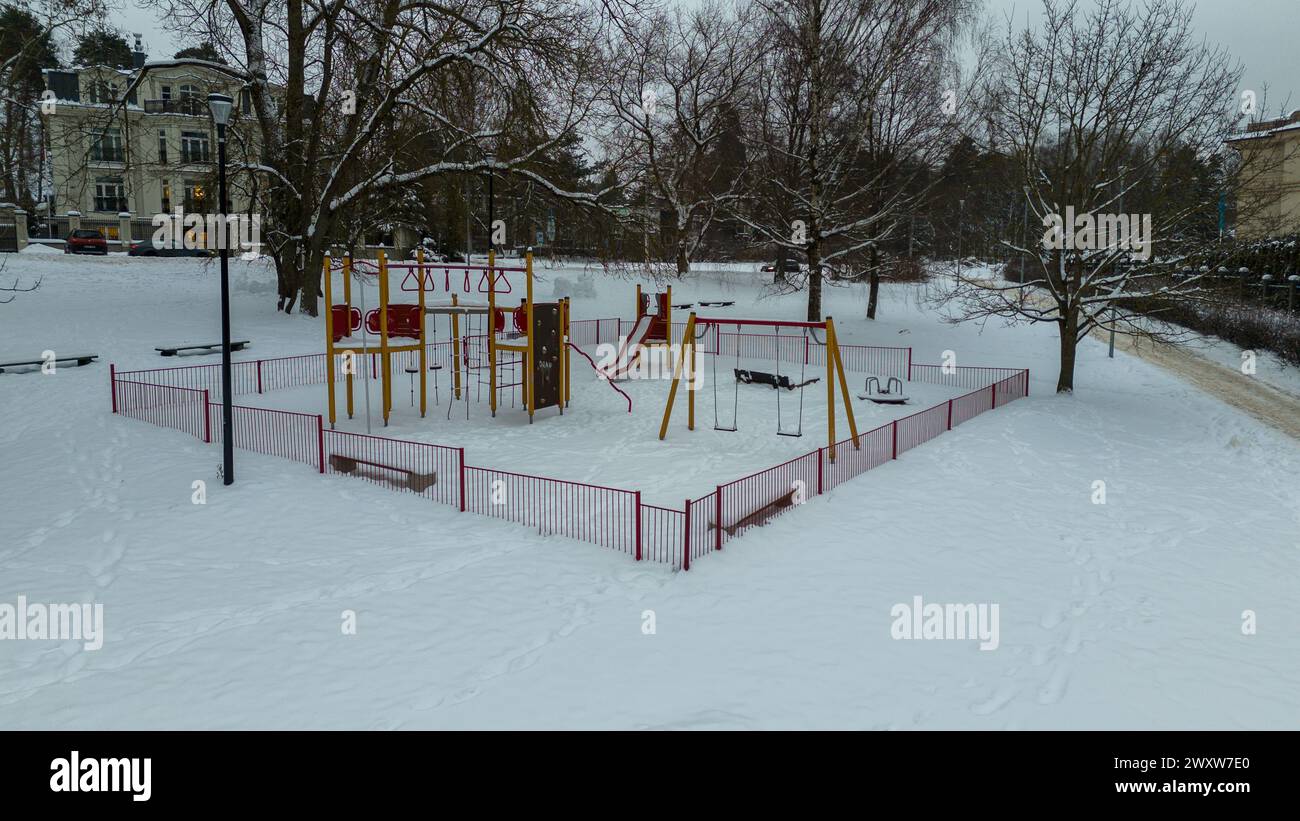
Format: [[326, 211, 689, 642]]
[[324, 249, 571, 427], [658, 314, 860, 460], [859, 376, 909, 405]]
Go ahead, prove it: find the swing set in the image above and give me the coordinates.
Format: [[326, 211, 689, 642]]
[[658, 314, 861, 460]]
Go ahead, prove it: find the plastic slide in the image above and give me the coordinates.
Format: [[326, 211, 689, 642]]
[[601, 315, 655, 381]]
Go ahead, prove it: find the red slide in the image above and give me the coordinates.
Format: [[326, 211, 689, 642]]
[[567, 343, 633, 412], [600, 315, 655, 381]]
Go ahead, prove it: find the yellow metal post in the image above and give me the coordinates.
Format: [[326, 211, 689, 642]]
[[378, 250, 391, 425], [659, 313, 696, 439], [665, 284, 672, 343], [686, 317, 694, 430], [324, 255, 336, 427], [826, 317, 836, 461], [344, 255, 353, 419], [561, 297, 570, 408], [524, 249, 534, 421], [827, 318, 859, 449], [451, 293, 462, 400], [418, 249, 427, 418]]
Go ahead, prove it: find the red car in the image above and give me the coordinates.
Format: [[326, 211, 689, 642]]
[[65, 229, 108, 255]]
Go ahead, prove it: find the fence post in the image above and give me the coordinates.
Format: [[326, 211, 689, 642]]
[[203, 389, 211, 443], [891, 419, 898, 459], [634, 491, 642, 561], [682, 499, 691, 571], [715, 486, 723, 551], [1024, 369, 1030, 397], [817, 447, 824, 494], [257, 360, 263, 394], [316, 415, 325, 473], [458, 448, 467, 512], [947, 399, 953, 430], [992, 382, 998, 409], [907, 347, 912, 380], [804, 334, 809, 365], [109, 363, 117, 413]]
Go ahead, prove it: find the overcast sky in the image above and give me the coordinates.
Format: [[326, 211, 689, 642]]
[[115, 0, 1297, 112]]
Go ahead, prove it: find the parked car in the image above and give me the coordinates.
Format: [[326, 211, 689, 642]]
[[128, 240, 211, 257], [64, 229, 108, 255]]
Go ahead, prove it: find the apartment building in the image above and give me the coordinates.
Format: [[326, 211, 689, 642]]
[[1225, 109, 1300, 239], [40, 36, 258, 240]]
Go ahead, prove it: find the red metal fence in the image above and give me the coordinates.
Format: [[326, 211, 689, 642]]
[[110, 321, 1029, 571]]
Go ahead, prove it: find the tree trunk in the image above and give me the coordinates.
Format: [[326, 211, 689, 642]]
[[866, 244, 880, 319], [1056, 313, 1077, 393], [774, 245, 788, 284], [806, 245, 823, 321], [676, 241, 689, 275]]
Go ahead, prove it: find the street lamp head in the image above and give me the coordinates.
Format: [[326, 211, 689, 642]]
[[207, 93, 234, 129], [485, 152, 496, 168]]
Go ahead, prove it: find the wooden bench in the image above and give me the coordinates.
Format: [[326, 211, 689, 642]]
[[0, 354, 98, 373], [328, 453, 437, 492], [711, 488, 799, 536], [156, 341, 250, 357], [698, 300, 735, 307]]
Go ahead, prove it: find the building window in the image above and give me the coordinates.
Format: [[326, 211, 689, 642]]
[[180, 131, 210, 164], [239, 88, 252, 114], [91, 129, 124, 162], [89, 81, 117, 103], [161, 182, 171, 213], [161, 85, 172, 100], [179, 84, 199, 100], [94, 177, 127, 212], [184, 181, 207, 213], [158, 130, 168, 164]]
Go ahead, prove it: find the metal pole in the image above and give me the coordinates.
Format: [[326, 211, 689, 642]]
[[1109, 167, 1124, 358], [217, 126, 235, 484]]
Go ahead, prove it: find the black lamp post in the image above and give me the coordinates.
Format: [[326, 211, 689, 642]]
[[208, 92, 235, 485]]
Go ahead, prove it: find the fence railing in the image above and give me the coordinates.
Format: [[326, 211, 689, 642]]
[[110, 321, 1029, 572]]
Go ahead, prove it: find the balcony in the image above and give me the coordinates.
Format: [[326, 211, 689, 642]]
[[143, 98, 206, 116]]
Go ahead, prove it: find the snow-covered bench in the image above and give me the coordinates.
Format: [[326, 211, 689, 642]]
[[0, 354, 97, 373], [156, 341, 250, 356]]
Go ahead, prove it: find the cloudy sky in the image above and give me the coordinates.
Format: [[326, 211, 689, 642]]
[[115, 0, 1296, 111]]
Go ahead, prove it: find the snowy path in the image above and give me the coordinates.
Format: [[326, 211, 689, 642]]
[[1094, 329, 1300, 442]]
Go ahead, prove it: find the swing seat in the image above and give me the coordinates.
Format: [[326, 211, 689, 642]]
[[735, 369, 820, 391]]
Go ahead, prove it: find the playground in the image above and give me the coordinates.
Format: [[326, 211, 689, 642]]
[[101, 250, 1028, 567], [215, 252, 975, 505]]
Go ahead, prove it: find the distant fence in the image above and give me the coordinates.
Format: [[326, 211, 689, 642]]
[[110, 320, 1028, 570]]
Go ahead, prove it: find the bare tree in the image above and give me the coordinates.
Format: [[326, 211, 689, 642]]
[[734, 0, 976, 320], [606, 0, 758, 274], [148, 0, 636, 316], [941, 0, 1280, 394]]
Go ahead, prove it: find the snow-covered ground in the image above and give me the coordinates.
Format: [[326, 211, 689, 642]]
[[2, 253, 1298, 729]]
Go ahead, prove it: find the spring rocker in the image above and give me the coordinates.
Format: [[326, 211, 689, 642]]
[[858, 376, 909, 405]]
